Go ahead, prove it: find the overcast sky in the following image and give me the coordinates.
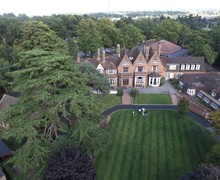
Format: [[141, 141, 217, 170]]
[[0, 0, 219, 16]]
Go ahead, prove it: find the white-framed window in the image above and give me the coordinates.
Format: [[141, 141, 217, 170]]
[[180, 64, 185, 70], [191, 64, 195, 70], [196, 64, 200, 70], [109, 78, 117, 86], [169, 65, 176, 70], [187, 88, 196, 96], [108, 69, 115, 74], [186, 64, 190, 70]]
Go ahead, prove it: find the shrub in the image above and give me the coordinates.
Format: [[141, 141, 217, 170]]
[[160, 77, 166, 86], [117, 88, 123, 96], [130, 88, 138, 97]]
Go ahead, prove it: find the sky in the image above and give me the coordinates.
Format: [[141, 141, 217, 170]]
[[0, 0, 219, 16]]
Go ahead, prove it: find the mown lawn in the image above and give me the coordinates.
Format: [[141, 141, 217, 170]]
[[134, 93, 172, 104], [96, 110, 215, 180], [98, 94, 121, 111]]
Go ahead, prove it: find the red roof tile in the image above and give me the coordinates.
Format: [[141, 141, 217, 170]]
[[149, 40, 181, 54]]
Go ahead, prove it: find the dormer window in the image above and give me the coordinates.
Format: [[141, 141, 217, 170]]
[[191, 64, 195, 70], [196, 64, 200, 70], [186, 64, 190, 70], [211, 90, 217, 97], [180, 64, 185, 70], [169, 65, 176, 70]]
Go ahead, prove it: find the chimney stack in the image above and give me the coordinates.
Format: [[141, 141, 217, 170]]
[[76, 53, 81, 63], [158, 43, 161, 56], [145, 45, 150, 60], [102, 50, 106, 63], [97, 48, 100, 61], [116, 44, 120, 57]]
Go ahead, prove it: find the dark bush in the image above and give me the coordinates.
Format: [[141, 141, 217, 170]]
[[160, 77, 166, 86], [130, 88, 138, 97], [117, 88, 123, 96], [44, 147, 96, 180]]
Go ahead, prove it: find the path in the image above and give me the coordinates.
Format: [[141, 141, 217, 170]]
[[122, 93, 132, 104], [102, 104, 211, 127]]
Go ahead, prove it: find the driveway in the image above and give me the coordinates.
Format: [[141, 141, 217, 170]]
[[102, 104, 211, 127], [123, 81, 177, 95]]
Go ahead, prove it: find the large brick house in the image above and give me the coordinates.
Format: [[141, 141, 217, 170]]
[[78, 40, 206, 88]]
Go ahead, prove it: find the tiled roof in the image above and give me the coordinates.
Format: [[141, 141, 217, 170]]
[[0, 94, 17, 111], [180, 73, 220, 92], [84, 58, 100, 68], [149, 40, 181, 54], [128, 47, 141, 63], [0, 139, 12, 158], [161, 56, 206, 72]]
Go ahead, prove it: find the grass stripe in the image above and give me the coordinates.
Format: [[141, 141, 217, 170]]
[[96, 110, 216, 180]]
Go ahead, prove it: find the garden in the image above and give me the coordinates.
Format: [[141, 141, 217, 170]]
[[96, 110, 216, 180]]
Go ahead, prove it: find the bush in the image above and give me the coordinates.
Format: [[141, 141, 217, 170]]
[[160, 77, 166, 86], [170, 78, 180, 90], [117, 88, 123, 96], [170, 78, 178, 85], [130, 88, 138, 97]]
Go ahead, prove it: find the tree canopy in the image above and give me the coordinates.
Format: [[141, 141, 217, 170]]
[[14, 21, 68, 54], [205, 143, 220, 167], [208, 109, 220, 134], [118, 23, 145, 49], [76, 18, 102, 55], [1, 50, 107, 178], [78, 62, 110, 95], [153, 19, 183, 43], [177, 97, 189, 120]]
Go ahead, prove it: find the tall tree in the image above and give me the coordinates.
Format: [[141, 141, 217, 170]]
[[153, 19, 183, 43], [78, 62, 110, 95], [177, 97, 189, 120], [210, 26, 220, 64], [208, 109, 220, 134], [1, 50, 106, 178], [76, 18, 102, 56], [205, 143, 220, 167], [14, 20, 68, 54], [97, 18, 120, 48], [185, 30, 217, 65], [118, 23, 145, 49], [44, 146, 96, 180], [135, 18, 155, 40], [67, 37, 79, 58]]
